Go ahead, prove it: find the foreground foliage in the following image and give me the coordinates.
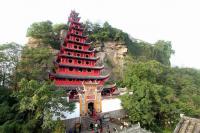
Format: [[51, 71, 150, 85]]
[[0, 42, 21, 89], [0, 79, 74, 133], [0, 43, 74, 133], [120, 60, 200, 132]]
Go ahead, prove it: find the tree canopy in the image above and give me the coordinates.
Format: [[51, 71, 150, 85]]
[[0, 43, 74, 133], [27, 21, 68, 49], [120, 59, 200, 132], [0, 42, 21, 89]]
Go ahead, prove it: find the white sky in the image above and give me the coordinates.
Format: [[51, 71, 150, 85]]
[[0, 0, 200, 69]]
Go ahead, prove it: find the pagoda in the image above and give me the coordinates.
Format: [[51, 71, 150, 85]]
[[50, 11, 118, 102]]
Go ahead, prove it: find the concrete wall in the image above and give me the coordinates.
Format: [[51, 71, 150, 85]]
[[100, 109, 125, 119]]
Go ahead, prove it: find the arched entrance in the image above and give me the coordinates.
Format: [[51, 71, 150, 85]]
[[79, 82, 102, 116], [88, 102, 94, 115]]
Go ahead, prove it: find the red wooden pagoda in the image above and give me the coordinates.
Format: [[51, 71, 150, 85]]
[[50, 11, 118, 100]]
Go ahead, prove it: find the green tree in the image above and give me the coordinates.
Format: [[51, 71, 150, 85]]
[[0, 79, 74, 133], [52, 23, 68, 35], [27, 21, 53, 39], [0, 42, 75, 132], [16, 47, 54, 82], [121, 60, 179, 131], [164, 67, 200, 116], [27, 21, 68, 49], [153, 40, 175, 65], [0, 42, 21, 89]]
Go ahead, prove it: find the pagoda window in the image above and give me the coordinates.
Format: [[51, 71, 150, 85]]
[[87, 68, 91, 72], [76, 31, 79, 35], [78, 60, 81, 64], [77, 53, 80, 57], [79, 68, 83, 72], [86, 61, 89, 65], [75, 25, 78, 29], [74, 45, 77, 49], [69, 67, 73, 71], [76, 38, 80, 42], [68, 52, 71, 56], [69, 59, 72, 63], [86, 54, 89, 58], [57, 58, 61, 63], [79, 46, 82, 50]]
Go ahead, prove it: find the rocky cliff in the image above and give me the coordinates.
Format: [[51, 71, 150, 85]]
[[26, 37, 59, 55], [26, 37, 42, 48], [95, 41, 128, 81]]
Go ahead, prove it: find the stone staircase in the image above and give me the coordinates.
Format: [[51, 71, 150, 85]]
[[81, 114, 108, 131]]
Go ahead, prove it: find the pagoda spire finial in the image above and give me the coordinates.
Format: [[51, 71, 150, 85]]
[[69, 10, 80, 22]]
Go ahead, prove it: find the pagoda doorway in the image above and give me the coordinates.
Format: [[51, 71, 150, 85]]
[[88, 102, 94, 115]]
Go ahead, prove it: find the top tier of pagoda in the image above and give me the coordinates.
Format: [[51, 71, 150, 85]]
[[50, 11, 110, 88]]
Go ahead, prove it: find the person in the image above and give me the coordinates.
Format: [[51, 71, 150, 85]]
[[68, 128, 72, 133], [106, 125, 110, 133], [94, 123, 98, 133], [99, 118, 102, 126], [99, 118, 103, 133], [113, 127, 118, 133], [89, 123, 94, 130], [79, 124, 81, 133]]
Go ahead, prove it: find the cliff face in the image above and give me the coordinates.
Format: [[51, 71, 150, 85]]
[[96, 41, 128, 81], [26, 37, 42, 48], [26, 37, 59, 55]]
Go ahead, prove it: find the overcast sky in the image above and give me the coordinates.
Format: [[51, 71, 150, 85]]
[[0, 0, 200, 69]]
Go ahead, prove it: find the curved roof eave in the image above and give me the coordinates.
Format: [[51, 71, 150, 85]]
[[52, 73, 110, 80]]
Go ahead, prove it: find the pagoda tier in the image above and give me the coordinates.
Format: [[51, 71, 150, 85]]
[[67, 39, 91, 45], [58, 54, 99, 60], [54, 65, 105, 76], [51, 73, 109, 86], [69, 33, 87, 39], [54, 61, 104, 69], [61, 44, 95, 53], [50, 10, 110, 87]]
